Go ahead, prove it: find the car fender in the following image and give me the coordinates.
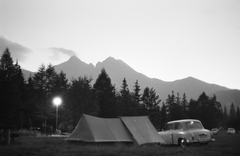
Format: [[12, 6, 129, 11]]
[[173, 131, 188, 145]]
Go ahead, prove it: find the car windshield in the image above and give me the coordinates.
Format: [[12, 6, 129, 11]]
[[185, 121, 203, 130]]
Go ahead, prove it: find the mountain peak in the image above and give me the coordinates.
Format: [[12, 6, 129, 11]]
[[177, 76, 203, 82], [106, 56, 116, 60], [22, 55, 239, 109], [105, 56, 117, 62], [100, 56, 133, 70], [68, 55, 80, 61]]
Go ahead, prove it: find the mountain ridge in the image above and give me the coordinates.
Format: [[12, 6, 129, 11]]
[[22, 55, 239, 110]]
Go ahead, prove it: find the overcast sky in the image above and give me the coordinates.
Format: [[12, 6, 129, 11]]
[[0, 0, 240, 89]]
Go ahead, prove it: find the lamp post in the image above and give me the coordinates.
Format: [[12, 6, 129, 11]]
[[53, 97, 62, 131]]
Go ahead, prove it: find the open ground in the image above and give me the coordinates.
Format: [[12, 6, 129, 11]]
[[0, 134, 240, 156]]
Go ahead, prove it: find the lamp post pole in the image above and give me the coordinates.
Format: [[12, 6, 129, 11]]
[[56, 104, 58, 131], [53, 97, 62, 131]]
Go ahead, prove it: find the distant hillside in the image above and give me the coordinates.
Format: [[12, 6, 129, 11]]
[[22, 69, 34, 79], [53, 56, 233, 104], [22, 55, 240, 110], [152, 77, 229, 104], [210, 90, 240, 110]]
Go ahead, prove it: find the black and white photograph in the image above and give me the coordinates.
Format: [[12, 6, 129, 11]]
[[0, 0, 239, 155]]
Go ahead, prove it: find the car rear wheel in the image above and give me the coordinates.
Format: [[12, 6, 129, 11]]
[[179, 138, 187, 147]]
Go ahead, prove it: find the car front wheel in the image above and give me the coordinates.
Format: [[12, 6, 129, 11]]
[[179, 138, 187, 147]]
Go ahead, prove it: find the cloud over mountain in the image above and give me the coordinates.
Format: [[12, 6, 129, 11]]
[[0, 37, 32, 61], [48, 47, 76, 60]]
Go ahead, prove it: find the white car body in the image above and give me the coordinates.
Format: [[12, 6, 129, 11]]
[[227, 128, 235, 134], [158, 119, 215, 147], [211, 128, 218, 135]]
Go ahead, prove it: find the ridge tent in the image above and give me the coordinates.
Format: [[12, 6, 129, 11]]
[[65, 114, 165, 145], [215, 127, 227, 136], [120, 116, 165, 145], [65, 114, 133, 143]]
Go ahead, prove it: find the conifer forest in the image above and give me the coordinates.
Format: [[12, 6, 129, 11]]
[[0, 48, 240, 131]]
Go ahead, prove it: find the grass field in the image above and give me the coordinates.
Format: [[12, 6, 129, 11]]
[[0, 134, 240, 156]]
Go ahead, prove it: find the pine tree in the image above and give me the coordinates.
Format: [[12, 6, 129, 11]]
[[119, 78, 129, 115], [165, 91, 183, 121], [133, 80, 141, 115], [237, 106, 240, 119], [118, 78, 138, 116], [236, 106, 240, 129], [188, 92, 223, 129], [229, 103, 236, 119], [141, 87, 150, 116], [52, 71, 69, 128], [176, 92, 181, 106], [223, 105, 228, 118], [141, 87, 161, 129], [65, 76, 98, 126], [0, 48, 26, 127], [181, 93, 188, 118], [160, 102, 167, 130], [32, 64, 59, 127], [45, 64, 57, 96], [24, 76, 37, 128], [188, 99, 200, 120], [93, 68, 117, 118], [133, 80, 141, 104], [52, 71, 69, 107], [54, 71, 69, 95]]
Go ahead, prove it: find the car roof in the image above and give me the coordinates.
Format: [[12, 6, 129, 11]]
[[167, 119, 200, 124]]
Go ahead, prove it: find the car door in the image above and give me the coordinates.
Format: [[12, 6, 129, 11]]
[[172, 122, 183, 145], [162, 123, 174, 144]]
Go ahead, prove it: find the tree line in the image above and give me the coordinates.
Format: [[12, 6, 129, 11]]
[[0, 48, 240, 131]]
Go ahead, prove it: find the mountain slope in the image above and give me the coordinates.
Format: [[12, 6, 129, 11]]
[[53, 56, 232, 102], [22, 55, 239, 109], [167, 77, 228, 100], [95, 56, 165, 89], [22, 69, 34, 79], [54, 55, 95, 80], [210, 89, 240, 110]]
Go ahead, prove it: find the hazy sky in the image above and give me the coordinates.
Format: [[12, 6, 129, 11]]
[[0, 0, 240, 89]]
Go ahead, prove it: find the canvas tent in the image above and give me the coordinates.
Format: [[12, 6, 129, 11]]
[[65, 114, 133, 143], [215, 127, 227, 136], [65, 114, 165, 145], [120, 116, 165, 145]]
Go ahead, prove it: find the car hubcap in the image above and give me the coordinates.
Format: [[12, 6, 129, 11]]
[[180, 139, 186, 147]]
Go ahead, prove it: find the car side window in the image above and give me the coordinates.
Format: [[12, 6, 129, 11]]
[[174, 122, 182, 130], [166, 123, 173, 130]]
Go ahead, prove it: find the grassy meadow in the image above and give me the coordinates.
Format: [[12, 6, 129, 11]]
[[0, 134, 240, 156]]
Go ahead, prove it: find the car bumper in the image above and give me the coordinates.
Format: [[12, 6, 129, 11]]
[[187, 138, 215, 144]]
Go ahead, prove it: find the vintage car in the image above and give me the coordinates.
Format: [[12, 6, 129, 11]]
[[158, 119, 215, 147], [211, 128, 218, 135], [227, 128, 236, 135]]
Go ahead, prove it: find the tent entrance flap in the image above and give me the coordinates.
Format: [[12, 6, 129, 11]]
[[120, 116, 166, 145]]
